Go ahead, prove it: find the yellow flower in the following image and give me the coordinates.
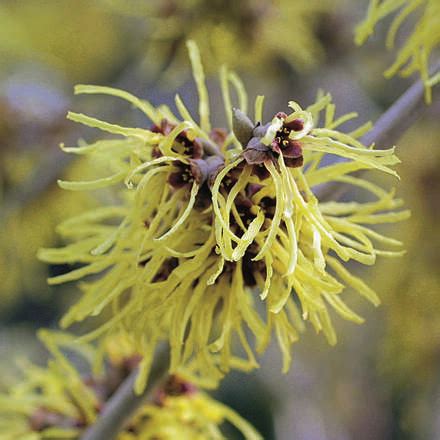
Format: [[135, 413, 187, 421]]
[[39, 41, 408, 391], [124, 375, 261, 440], [356, 0, 440, 103], [0, 331, 261, 440], [0, 331, 100, 440], [207, 89, 409, 376]]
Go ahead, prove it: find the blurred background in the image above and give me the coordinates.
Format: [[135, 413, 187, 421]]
[[0, 1, 439, 439]]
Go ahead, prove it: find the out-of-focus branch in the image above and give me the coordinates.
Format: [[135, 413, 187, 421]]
[[81, 346, 169, 440], [317, 62, 440, 201], [360, 69, 437, 148]]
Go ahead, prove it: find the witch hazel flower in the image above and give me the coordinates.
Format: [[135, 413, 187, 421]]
[[0, 331, 261, 440], [39, 41, 409, 391]]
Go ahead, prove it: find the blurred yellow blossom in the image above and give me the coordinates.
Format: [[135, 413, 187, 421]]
[[101, 0, 335, 79], [356, 0, 440, 102], [0, 331, 260, 440], [0, 0, 126, 82]]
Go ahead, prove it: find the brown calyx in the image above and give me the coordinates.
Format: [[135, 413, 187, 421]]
[[154, 375, 197, 406], [242, 244, 266, 287], [242, 111, 306, 175], [151, 119, 225, 202], [167, 155, 224, 189], [151, 119, 203, 159], [230, 193, 255, 231], [83, 352, 143, 406], [167, 161, 195, 189], [209, 127, 228, 146], [29, 407, 85, 432], [270, 113, 304, 163], [28, 351, 144, 433]]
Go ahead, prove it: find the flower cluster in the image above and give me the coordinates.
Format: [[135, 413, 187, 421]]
[[39, 41, 409, 391], [0, 331, 135, 440], [0, 330, 261, 440], [356, 0, 440, 103], [127, 374, 260, 440]]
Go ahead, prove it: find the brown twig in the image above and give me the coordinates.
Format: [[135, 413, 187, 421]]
[[80, 346, 169, 440], [317, 62, 440, 201]]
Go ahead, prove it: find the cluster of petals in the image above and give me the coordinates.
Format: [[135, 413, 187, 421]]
[[0, 331, 260, 439], [39, 41, 409, 390]]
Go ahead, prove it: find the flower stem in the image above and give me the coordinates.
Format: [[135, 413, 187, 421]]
[[80, 346, 169, 440]]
